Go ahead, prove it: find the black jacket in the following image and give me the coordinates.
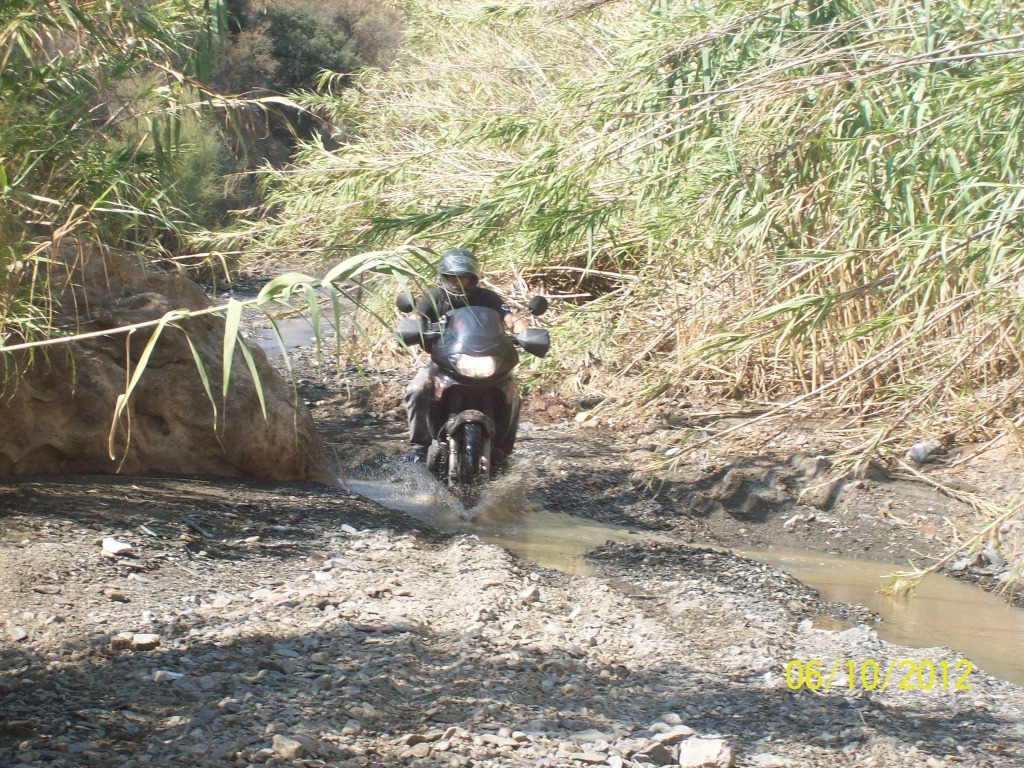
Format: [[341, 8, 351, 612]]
[[414, 287, 512, 324]]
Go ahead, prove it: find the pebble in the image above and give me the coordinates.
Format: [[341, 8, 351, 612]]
[[101, 537, 133, 556], [677, 737, 734, 767], [906, 438, 943, 463], [519, 585, 541, 603], [652, 724, 697, 744]]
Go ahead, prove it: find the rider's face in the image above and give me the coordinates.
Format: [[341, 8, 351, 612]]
[[445, 274, 475, 292]]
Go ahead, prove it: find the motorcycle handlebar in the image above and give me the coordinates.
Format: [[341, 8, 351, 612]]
[[395, 317, 550, 358]]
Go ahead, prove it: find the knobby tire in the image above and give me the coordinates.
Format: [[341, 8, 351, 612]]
[[458, 422, 484, 484]]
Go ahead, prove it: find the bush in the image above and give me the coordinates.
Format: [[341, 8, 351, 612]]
[[168, 116, 238, 230], [209, 23, 280, 95], [219, 0, 403, 93], [265, 3, 358, 91]]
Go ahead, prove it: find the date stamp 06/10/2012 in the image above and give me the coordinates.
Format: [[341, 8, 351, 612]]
[[786, 659, 974, 692]]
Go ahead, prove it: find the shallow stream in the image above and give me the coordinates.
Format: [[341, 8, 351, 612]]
[[346, 465, 1024, 687], [250, 314, 333, 358], [745, 546, 1024, 686]]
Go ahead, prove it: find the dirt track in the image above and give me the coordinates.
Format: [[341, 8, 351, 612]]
[[3, 354, 1024, 767]]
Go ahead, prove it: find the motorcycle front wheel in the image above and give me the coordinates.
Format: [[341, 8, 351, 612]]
[[457, 422, 485, 483]]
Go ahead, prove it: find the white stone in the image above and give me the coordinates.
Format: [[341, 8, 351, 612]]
[[271, 734, 305, 759], [102, 537, 133, 556], [677, 737, 734, 768]]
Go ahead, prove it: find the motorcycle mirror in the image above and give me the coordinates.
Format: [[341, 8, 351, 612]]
[[515, 328, 550, 358], [396, 292, 415, 313], [527, 296, 549, 316]]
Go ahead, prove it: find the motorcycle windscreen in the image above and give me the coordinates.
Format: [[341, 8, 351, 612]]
[[443, 306, 513, 355]]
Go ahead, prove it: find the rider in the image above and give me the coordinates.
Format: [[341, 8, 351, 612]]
[[404, 248, 526, 460]]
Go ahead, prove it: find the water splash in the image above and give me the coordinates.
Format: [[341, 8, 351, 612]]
[[343, 455, 634, 575]]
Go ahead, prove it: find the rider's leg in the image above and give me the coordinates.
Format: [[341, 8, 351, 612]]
[[494, 387, 521, 464], [405, 366, 433, 448]]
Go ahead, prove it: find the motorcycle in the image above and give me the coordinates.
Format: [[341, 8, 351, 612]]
[[396, 294, 550, 492]]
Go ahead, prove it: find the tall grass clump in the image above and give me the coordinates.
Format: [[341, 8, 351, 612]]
[[0, 0, 237, 352], [214, 0, 1024, 458]]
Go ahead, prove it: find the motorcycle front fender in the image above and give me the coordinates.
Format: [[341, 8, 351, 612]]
[[445, 409, 496, 439], [428, 371, 520, 454]]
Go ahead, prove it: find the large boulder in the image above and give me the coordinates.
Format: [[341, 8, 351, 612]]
[[0, 245, 336, 484]]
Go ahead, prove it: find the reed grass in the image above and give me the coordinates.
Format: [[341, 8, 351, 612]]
[[217, 0, 1024, 469]]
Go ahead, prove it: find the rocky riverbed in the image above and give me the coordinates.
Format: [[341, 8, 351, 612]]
[[3, 317, 1024, 768]]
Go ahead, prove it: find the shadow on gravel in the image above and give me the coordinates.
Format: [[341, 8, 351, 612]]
[[0, 475, 442, 557], [0, 620, 1002, 766], [0, 469, 1013, 767]]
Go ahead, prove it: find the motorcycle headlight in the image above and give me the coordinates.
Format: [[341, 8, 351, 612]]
[[453, 354, 499, 379]]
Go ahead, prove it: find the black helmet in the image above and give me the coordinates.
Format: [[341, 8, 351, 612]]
[[438, 248, 482, 300]]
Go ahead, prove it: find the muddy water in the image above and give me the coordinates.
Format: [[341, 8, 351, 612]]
[[346, 467, 1024, 686], [746, 547, 1024, 686], [250, 315, 334, 358], [345, 467, 639, 575]]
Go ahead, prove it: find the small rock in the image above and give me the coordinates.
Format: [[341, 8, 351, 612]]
[[571, 752, 608, 764], [402, 743, 432, 758], [677, 737, 734, 768], [751, 755, 794, 768], [7, 623, 28, 642], [131, 633, 161, 650], [271, 734, 305, 760], [101, 537, 134, 556], [399, 732, 443, 746], [906, 438, 945, 464], [314, 674, 333, 690], [635, 741, 675, 765], [519, 585, 541, 603], [651, 724, 696, 745], [790, 454, 829, 479]]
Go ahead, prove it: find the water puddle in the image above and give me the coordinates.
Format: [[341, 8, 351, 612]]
[[345, 467, 638, 575], [345, 465, 1024, 686], [250, 315, 335, 358], [744, 547, 1024, 686]]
